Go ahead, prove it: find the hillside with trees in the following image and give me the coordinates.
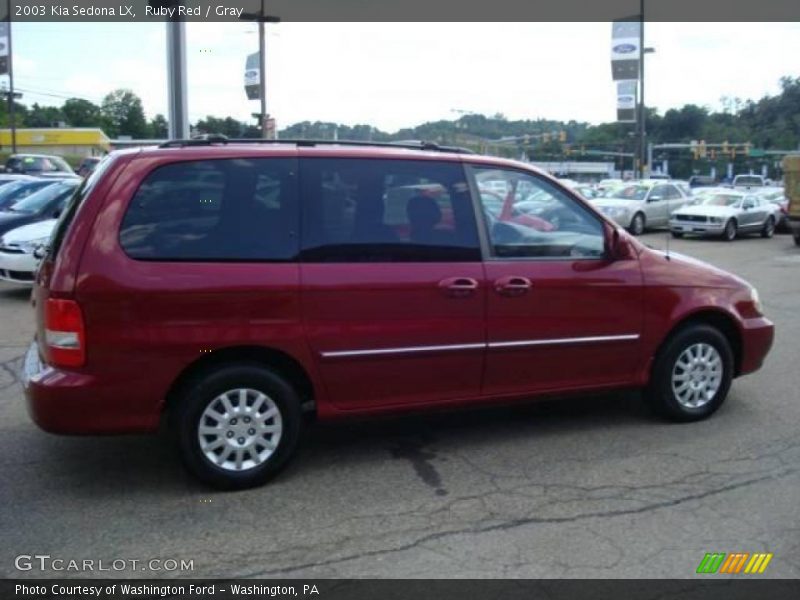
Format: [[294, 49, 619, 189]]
[[0, 76, 797, 174]]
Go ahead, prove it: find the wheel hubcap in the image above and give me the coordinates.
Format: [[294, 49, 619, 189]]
[[197, 388, 283, 472], [671, 343, 723, 409]]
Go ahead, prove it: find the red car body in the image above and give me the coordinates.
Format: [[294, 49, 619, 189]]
[[25, 145, 773, 435]]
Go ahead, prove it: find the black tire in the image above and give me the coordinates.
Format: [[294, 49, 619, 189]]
[[761, 216, 775, 238], [645, 324, 734, 422], [629, 212, 646, 236], [671, 231, 684, 239], [794, 232, 800, 247], [722, 219, 737, 242], [173, 363, 304, 490]]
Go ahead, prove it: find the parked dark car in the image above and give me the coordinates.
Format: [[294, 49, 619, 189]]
[[688, 175, 719, 188], [0, 178, 79, 236], [4, 154, 77, 179], [24, 140, 774, 489], [0, 179, 60, 211]]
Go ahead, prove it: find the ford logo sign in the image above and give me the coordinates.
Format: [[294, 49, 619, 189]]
[[613, 44, 637, 54]]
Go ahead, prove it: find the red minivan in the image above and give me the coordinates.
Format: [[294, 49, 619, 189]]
[[23, 140, 774, 489]]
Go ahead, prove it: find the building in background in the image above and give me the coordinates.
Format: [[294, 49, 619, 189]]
[[0, 128, 111, 157]]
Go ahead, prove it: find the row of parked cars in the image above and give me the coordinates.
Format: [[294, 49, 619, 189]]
[[0, 153, 103, 285], [556, 176, 788, 242]]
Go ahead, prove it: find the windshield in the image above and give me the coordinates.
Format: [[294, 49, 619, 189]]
[[734, 176, 762, 185], [0, 180, 55, 204], [699, 194, 742, 207], [601, 184, 650, 200], [10, 182, 77, 213]]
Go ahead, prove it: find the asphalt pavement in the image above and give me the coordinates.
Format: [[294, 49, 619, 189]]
[[1, 231, 798, 579]]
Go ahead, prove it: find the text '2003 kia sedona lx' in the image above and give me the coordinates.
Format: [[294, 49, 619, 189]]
[[24, 140, 774, 489]]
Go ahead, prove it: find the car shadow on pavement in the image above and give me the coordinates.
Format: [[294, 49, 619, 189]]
[[16, 390, 650, 497], [0, 286, 32, 302]]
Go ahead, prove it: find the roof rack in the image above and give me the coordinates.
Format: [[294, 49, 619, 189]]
[[158, 135, 474, 154]]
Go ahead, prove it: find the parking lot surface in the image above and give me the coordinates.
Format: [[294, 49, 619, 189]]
[[1, 232, 798, 578]]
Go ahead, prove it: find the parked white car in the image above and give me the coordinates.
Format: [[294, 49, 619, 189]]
[[0, 219, 56, 285], [669, 190, 777, 241], [590, 180, 690, 235]]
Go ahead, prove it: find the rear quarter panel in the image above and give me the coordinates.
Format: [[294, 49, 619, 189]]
[[67, 150, 323, 428]]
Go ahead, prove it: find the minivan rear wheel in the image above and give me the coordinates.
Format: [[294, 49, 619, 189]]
[[174, 364, 303, 489], [645, 324, 733, 422]]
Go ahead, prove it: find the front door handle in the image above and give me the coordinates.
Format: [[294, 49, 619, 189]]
[[439, 277, 479, 298], [495, 275, 532, 296]]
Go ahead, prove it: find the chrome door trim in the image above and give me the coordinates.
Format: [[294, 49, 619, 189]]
[[321, 342, 485, 359], [320, 334, 639, 358], [488, 334, 639, 349]]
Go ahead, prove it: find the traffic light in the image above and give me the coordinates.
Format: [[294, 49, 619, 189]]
[[698, 140, 707, 159], [722, 140, 729, 155]]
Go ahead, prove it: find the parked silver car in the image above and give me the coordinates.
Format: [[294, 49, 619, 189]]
[[590, 180, 689, 235], [669, 190, 777, 241]]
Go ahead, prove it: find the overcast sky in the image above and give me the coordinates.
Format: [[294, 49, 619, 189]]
[[10, 22, 800, 132]]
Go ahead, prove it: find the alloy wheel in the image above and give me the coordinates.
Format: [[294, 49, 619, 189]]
[[197, 388, 283, 472], [671, 343, 723, 409]]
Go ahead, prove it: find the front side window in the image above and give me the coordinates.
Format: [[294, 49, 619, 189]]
[[120, 158, 298, 261], [300, 158, 480, 262], [470, 166, 605, 259]]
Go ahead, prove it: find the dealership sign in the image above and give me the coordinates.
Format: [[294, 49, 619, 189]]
[[611, 20, 640, 81], [244, 52, 260, 100], [616, 80, 637, 122]]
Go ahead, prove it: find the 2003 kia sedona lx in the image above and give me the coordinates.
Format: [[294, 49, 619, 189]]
[[23, 140, 774, 488]]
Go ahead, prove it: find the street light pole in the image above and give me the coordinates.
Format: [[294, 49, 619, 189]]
[[242, 4, 280, 139], [637, 0, 645, 179], [6, 0, 16, 153], [258, 0, 267, 138]]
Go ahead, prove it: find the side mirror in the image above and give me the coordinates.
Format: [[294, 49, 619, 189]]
[[33, 245, 48, 260], [607, 226, 625, 260], [52, 209, 62, 219]]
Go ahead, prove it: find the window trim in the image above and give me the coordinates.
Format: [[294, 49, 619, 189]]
[[297, 156, 482, 264], [465, 162, 610, 263], [118, 157, 300, 264]]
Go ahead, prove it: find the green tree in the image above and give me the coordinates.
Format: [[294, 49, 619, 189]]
[[100, 89, 148, 138], [148, 114, 168, 138], [26, 103, 64, 127], [62, 98, 102, 127]]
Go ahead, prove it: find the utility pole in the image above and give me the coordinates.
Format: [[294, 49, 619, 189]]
[[5, 0, 17, 153], [637, 0, 645, 179], [258, 6, 267, 138]]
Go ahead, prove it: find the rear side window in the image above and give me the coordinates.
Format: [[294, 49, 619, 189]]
[[120, 158, 298, 261], [300, 158, 480, 262]]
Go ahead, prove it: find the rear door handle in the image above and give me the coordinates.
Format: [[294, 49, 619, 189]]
[[439, 277, 479, 298], [494, 275, 532, 296]]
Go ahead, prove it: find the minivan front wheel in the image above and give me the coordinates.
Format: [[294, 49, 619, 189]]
[[646, 324, 733, 422], [174, 364, 303, 489]]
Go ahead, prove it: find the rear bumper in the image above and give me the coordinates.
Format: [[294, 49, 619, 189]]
[[738, 316, 775, 376], [23, 342, 158, 434]]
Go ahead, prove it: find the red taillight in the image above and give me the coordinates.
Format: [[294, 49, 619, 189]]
[[44, 299, 85, 367]]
